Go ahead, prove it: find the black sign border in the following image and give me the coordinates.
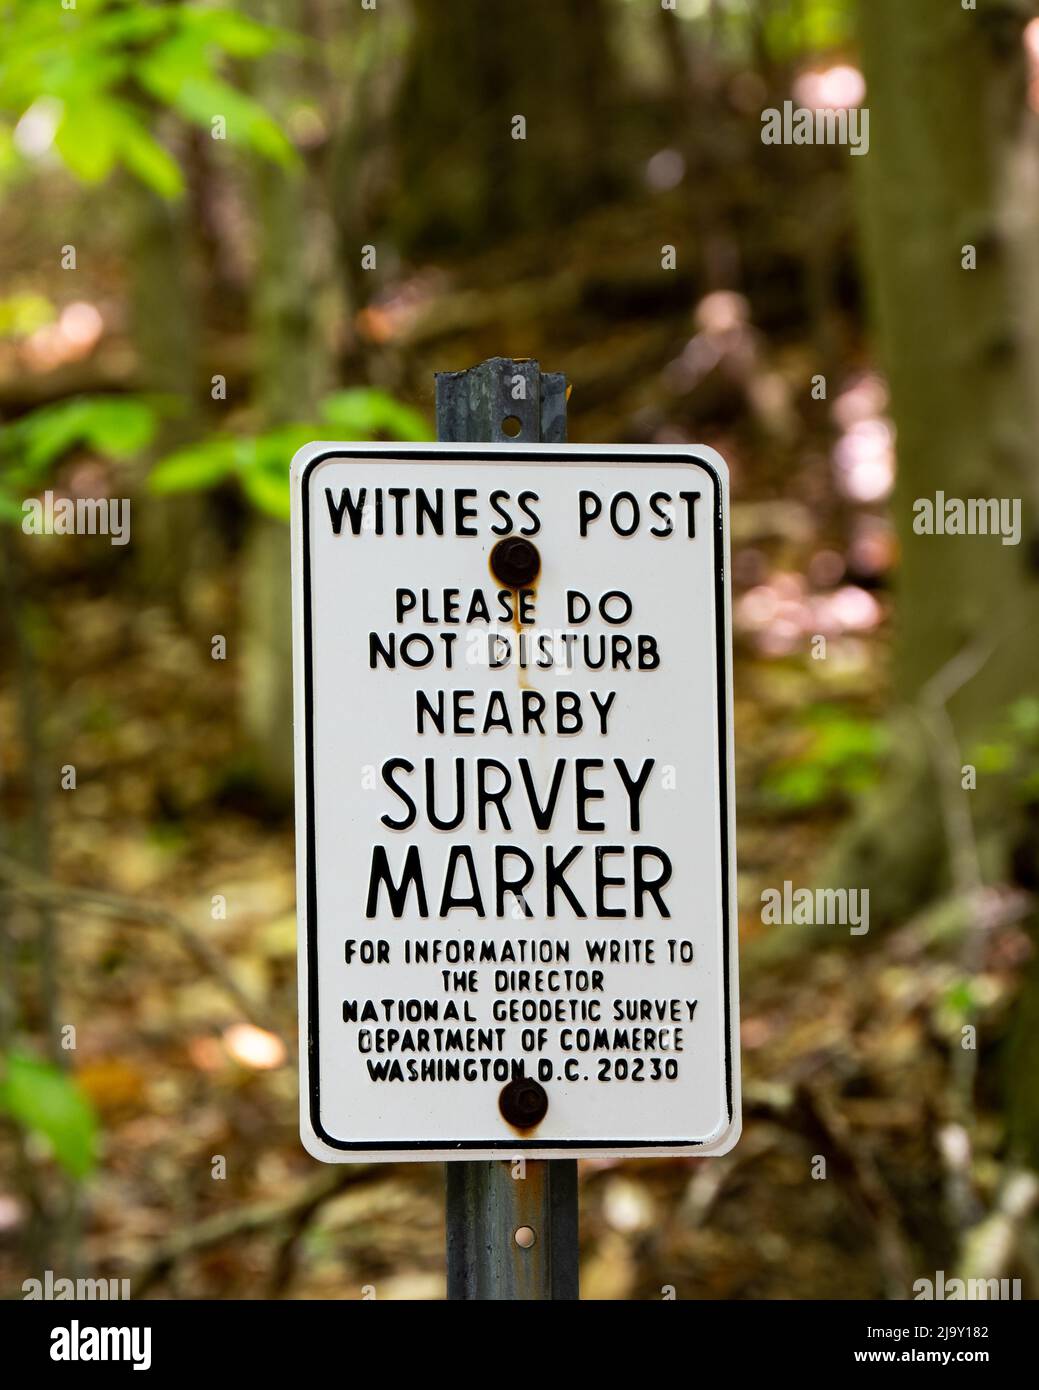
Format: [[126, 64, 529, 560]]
[[299, 446, 734, 1152]]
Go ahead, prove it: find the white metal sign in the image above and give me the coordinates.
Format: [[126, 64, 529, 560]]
[[291, 443, 740, 1161]]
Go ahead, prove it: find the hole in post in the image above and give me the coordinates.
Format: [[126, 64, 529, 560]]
[[502, 415, 522, 438], [515, 1226, 537, 1249]]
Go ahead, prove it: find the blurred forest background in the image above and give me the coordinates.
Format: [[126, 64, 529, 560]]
[[3, 0, 1039, 1300]]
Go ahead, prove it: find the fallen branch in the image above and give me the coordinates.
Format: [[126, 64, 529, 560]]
[[128, 1165, 379, 1298], [0, 851, 284, 1042], [746, 1078, 913, 1297], [795, 1082, 914, 1299]]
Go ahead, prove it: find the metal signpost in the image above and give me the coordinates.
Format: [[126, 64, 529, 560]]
[[290, 358, 740, 1300], [438, 360, 578, 1300]]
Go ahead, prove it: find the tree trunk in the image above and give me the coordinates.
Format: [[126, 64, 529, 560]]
[[851, 0, 1039, 1166], [391, 0, 622, 253], [835, 0, 1039, 918], [129, 181, 205, 601], [241, 0, 331, 801]]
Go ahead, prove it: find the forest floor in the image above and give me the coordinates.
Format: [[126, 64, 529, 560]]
[[1, 187, 1032, 1299], [2, 535, 996, 1300]]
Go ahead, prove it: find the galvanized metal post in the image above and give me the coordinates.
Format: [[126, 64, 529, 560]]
[[436, 357, 579, 1301]]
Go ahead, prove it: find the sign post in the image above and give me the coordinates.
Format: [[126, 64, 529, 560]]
[[437, 359, 579, 1300], [290, 357, 740, 1302]]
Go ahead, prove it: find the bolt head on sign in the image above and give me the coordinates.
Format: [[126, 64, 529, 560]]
[[291, 442, 740, 1161]]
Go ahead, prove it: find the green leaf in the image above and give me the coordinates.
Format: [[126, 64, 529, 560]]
[[253, 424, 314, 467], [944, 979, 976, 1019], [761, 0, 852, 59], [0, 292, 54, 339], [178, 9, 282, 59], [54, 100, 121, 182], [761, 708, 887, 812], [6, 396, 159, 473], [319, 388, 431, 441], [144, 68, 296, 166], [149, 439, 239, 493], [241, 464, 291, 521], [761, 763, 829, 811], [1009, 698, 1039, 740], [2, 3, 296, 194], [88, 5, 173, 48], [237, 426, 309, 519], [811, 715, 886, 769], [0, 1051, 98, 1180], [135, 32, 219, 102], [80, 397, 158, 455], [0, 125, 16, 178], [115, 118, 183, 200], [145, 387, 428, 523], [974, 742, 1015, 776], [0, 488, 28, 523]]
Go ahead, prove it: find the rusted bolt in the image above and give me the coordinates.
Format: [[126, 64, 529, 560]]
[[490, 536, 540, 588], [515, 1226, 537, 1249], [499, 1076, 548, 1128]]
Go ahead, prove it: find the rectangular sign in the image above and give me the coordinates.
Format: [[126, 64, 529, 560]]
[[291, 443, 740, 1160]]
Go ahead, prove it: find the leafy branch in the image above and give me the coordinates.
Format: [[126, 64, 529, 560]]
[[149, 387, 432, 521], [0, 0, 297, 198]]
